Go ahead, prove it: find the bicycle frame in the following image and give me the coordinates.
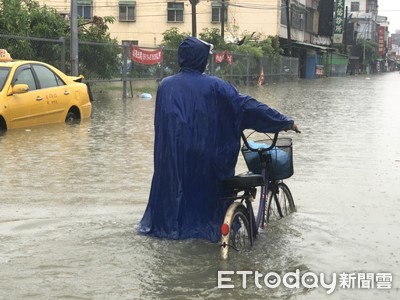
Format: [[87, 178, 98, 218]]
[[256, 168, 269, 228], [242, 132, 278, 229], [220, 133, 279, 259], [220, 131, 296, 259]]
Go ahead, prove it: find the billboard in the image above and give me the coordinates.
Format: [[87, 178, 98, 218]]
[[333, 0, 345, 44], [378, 26, 385, 56]]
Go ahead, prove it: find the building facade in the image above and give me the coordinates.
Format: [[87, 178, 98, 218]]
[[342, 0, 396, 72], [39, 0, 283, 47], [344, 0, 378, 42], [39, 1, 332, 47], [40, 0, 339, 78]]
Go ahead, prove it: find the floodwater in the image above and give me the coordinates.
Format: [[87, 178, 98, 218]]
[[1, 73, 400, 299]]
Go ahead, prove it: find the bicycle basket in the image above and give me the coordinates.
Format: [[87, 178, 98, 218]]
[[241, 138, 293, 180]]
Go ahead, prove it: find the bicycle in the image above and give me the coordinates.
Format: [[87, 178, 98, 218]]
[[220, 131, 297, 260]]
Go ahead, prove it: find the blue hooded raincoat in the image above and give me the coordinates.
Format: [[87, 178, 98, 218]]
[[139, 37, 294, 242]]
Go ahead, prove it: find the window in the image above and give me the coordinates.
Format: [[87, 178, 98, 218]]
[[367, 0, 377, 13], [77, 0, 93, 20], [32, 65, 65, 89], [291, 6, 303, 30], [13, 68, 36, 91], [167, 2, 184, 22], [0, 67, 10, 92], [305, 9, 314, 33], [351, 2, 360, 12], [122, 40, 138, 46], [119, 1, 136, 21], [211, 2, 227, 23], [280, 1, 287, 25]]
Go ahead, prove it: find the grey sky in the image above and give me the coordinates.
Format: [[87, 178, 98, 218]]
[[378, 0, 400, 34]]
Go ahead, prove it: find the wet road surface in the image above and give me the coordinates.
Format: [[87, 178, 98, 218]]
[[1, 73, 399, 299]]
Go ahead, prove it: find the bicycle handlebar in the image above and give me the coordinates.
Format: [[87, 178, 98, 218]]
[[241, 132, 279, 153]]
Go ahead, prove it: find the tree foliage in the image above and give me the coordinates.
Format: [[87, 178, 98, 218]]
[[161, 27, 284, 84], [199, 28, 229, 51], [161, 27, 190, 49], [0, 0, 119, 78], [77, 16, 120, 78], [162, 26, 283, 59], [258, 35, 283, 59], [351, 39, 379, 68], [160, 28, 190, 74], [0, 0, 67, 65]]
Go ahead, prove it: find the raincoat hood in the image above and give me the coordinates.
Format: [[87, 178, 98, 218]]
[[178, 37, 211, 73]]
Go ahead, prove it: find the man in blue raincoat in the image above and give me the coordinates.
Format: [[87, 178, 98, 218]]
[[139, 37, 298, 242]]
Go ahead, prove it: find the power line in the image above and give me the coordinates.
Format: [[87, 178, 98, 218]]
[[47, 0, 285, 12]]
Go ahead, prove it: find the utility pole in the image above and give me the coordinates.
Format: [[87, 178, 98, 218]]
[[344, 6, 348, 54], [189, 0, 199, 37], [363, 37, 366, 72], [70, 0, 78, 75], [285, 0, 292, 56], [221, 0, 225, 40], [363, 19, 370, 73]]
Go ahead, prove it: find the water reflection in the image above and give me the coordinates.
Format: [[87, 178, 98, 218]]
[[1, 73, 399, 299]]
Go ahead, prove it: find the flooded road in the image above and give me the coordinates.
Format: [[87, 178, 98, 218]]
[[1, 73, 399, 299]]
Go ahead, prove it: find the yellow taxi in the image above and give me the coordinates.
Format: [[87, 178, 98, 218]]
[[0, 49, 92, 130]]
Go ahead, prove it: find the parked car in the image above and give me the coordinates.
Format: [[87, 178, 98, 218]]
[[0, 49, 92, 130]]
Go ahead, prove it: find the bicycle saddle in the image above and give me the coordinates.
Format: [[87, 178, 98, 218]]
[[223, 172, 264, 190]]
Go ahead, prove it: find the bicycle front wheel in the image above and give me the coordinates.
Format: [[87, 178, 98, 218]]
[[220, 204, 252, 260], [267, 182, 296, 222]]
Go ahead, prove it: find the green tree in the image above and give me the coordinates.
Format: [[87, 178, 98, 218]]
[[159, 27, 284, 84], [0, 0, 66, 63], [351, 39, 379, 72], [160, 27, 189, 74], [161, 27, 282, 58], [258, 35, 283, 60], [161, 27, 190, 49], [0, 0, 31, 35], [0, 0, 120, 78], [198, 28, 228, 51], [0, 0, 38, 59], [30, 4, 68, 68], [77, 16, 120, 78]]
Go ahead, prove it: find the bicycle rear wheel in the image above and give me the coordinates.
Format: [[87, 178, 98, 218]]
[[267, 182, 296, 222], [220, 203, 252, 260]]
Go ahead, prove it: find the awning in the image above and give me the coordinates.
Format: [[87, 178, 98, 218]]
[[77, 0, 92, 4], [293, 41, 334, 51], [119, 0, 136, 4]]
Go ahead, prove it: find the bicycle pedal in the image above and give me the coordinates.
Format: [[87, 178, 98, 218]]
[[220, 242, 239, 252]]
